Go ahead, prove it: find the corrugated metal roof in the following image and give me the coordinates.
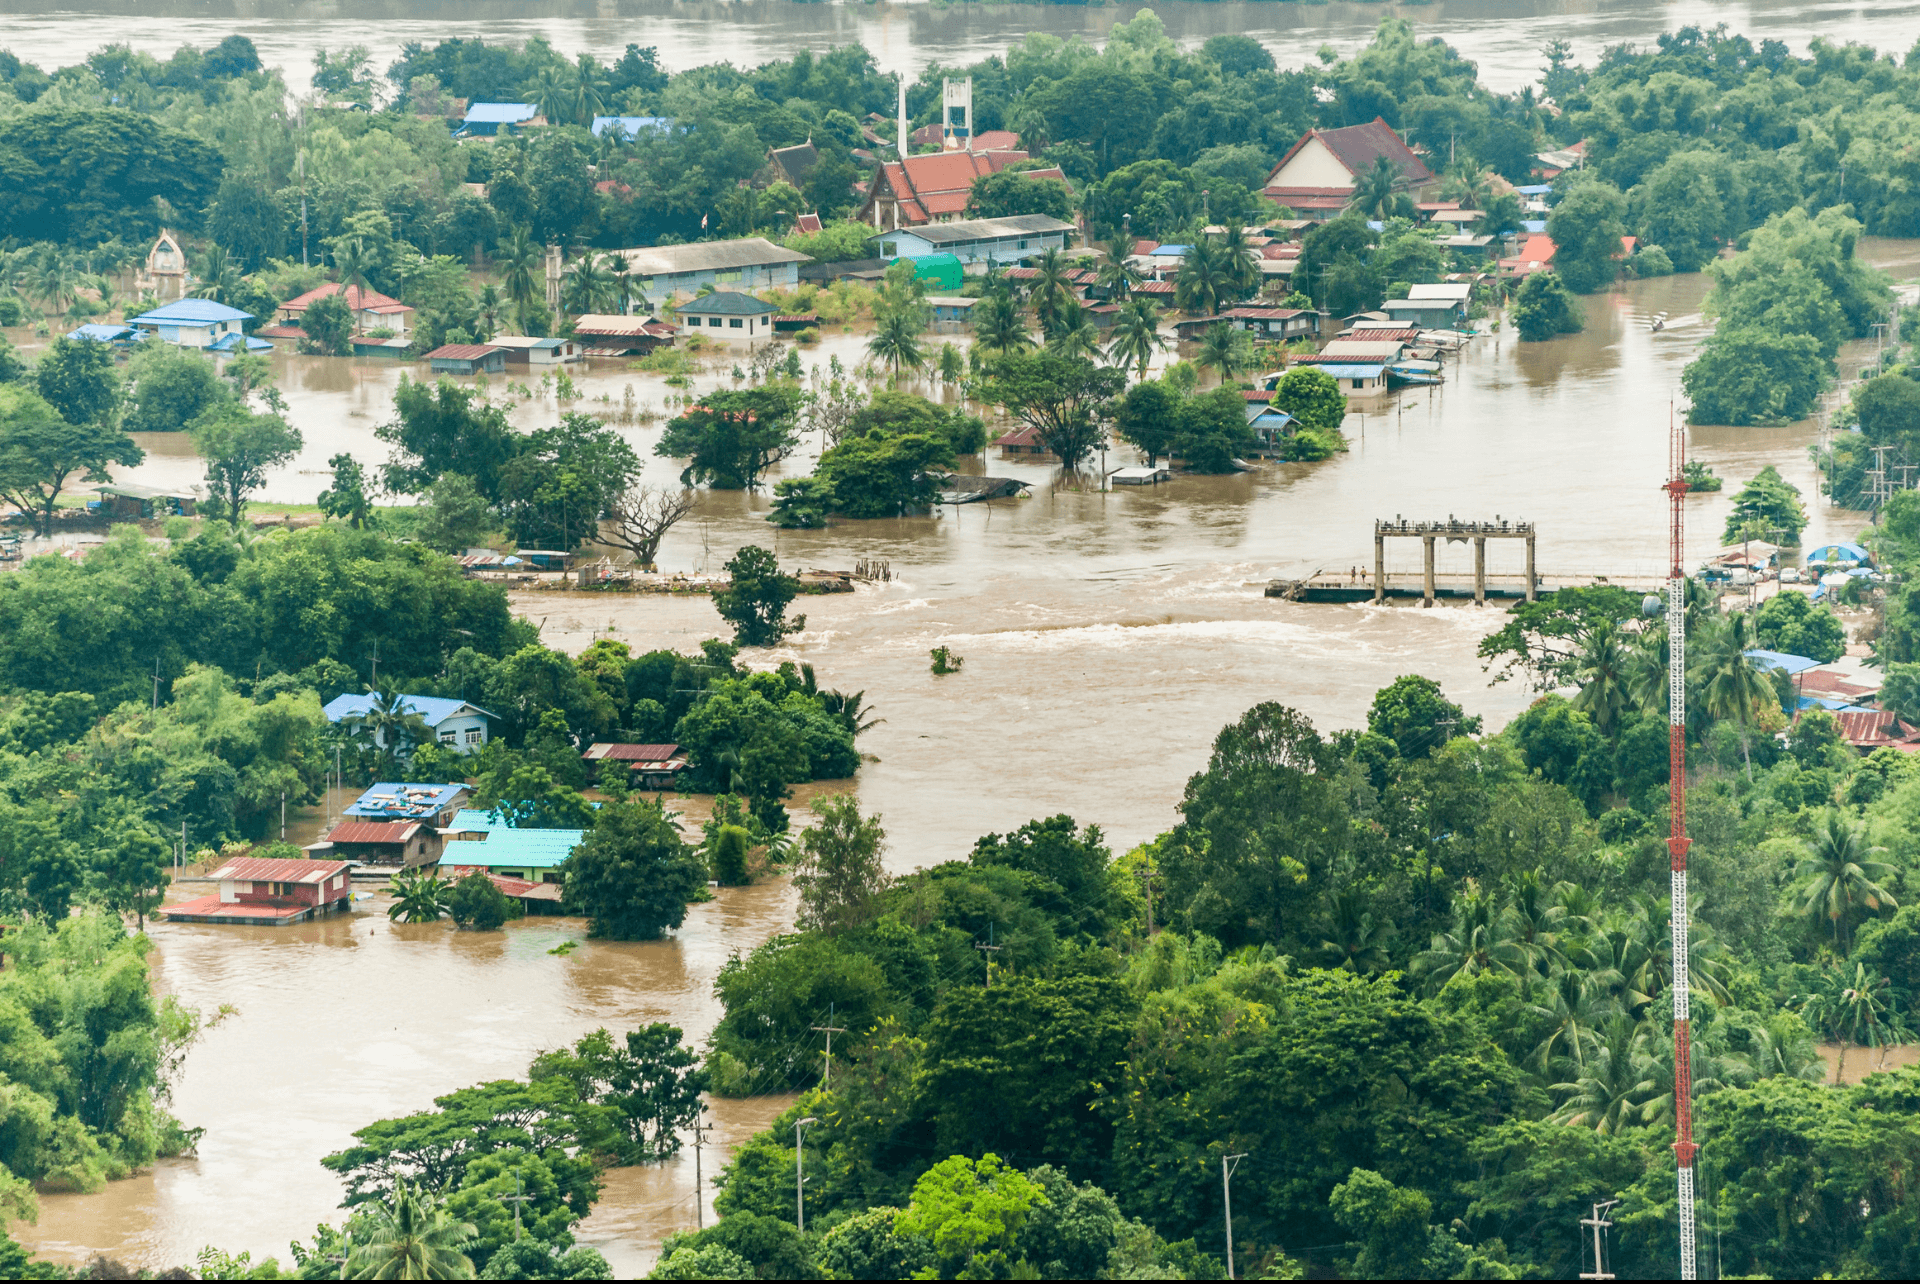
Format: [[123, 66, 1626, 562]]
[[425, 344, 502, 360], [130, 299, 252, 324], [327, 821, 422, 845], [464, 103, 537, 124], [583, 743, 683, 762], [615, 237, 808, 278], [570, 314, 661, 336], [440, 810, 586, 870], [211, 857, 350, 883], [874, 214, 1074, 247], [346, 782, 469, 818]]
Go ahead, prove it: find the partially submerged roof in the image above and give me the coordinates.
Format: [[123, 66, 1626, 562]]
[[425, 344, 502, 360], [95, 483, 195, 501], [326, 821, 424, 845], [571, 314, 665, 336], [583, 742, 685, 763], [486, 335, 569, 350], [1408, 283, 1472, 302], [210, 856, 351, 882]]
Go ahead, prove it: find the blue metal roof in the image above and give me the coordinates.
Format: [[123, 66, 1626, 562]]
[[1311, 363, 1387, 378], [1516, 184, 1554, 195], [441, 809, 585, 870], [592, 115, 672, 138], [1797, 695, 1865, 711], [464, 103, 537, 124], [1806, 542, 1872, 564], [1744, 649, 1822, 675], [346, 782, 470, 820], [129, 299, 253, 325], [67, 323, 142, 343], [1152, 244, 1192, 256], [322, 693, 496, 726], [210, 332, 274, 352]]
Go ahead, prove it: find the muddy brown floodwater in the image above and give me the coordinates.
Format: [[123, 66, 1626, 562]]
[[10, 256, 1919, 1271]]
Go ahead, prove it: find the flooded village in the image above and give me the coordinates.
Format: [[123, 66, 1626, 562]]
[[4, 3, 1920, 1279]]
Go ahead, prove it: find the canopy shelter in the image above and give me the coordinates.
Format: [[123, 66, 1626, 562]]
[[1806, 542, 1872, 566]]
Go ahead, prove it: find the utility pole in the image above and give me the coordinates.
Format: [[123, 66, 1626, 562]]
[[1870, 443, 1896, 522], [498, 1171, 531, 1242], [1136, 867, 1157, 936], [281, 791, 287, 841], [793, 1116, 820, 1233], [975, 923, 1002, 987], [1578, 1200, 1618, 1279], [1222, 1152, 1247, 1281], [811, 1003, 847, 1087], [691, 1113, 712, 1230]]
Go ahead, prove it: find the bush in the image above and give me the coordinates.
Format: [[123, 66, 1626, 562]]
[[709, 823, 751, 886], [445, 871, 518, 930], [1511, 271, 1583, 341], [1754, 590, 1846, 663], [1633, 245, 1675, 277], [1683, 328, 1827, 426], [931, 646, 963, 675]]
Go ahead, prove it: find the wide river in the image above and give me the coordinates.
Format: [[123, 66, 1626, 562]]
[[6, 0, 1920, 1270]]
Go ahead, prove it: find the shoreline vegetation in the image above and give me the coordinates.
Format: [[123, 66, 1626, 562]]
[[0, 9, 1919, 1279]]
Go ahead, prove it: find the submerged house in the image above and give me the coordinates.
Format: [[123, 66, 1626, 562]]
[[582, 742, 689, 790], [437, 809, 584, 884], [165, 856, 354, 925]]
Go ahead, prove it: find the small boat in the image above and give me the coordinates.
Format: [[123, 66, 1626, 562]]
[[1387, 360, 1444, 387]]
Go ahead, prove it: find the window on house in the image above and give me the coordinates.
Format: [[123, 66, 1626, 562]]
[[440, 731, 456, 744], [880, 242, 897, 256], [729, 318, 744, 328], [1352, 379, 1364, 389], [466, 728, 483, 744], [687, 316, 701, 325], [717, 270, 741, 283], [1018, 239, 1029, 249]]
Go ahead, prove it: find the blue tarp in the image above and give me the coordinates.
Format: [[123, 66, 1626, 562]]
[[1807, 542, 1872, 565], [66, 323, 141, 343], [1515, 184, 1554, 195], [1797, 696, 1863, 711], [1745, 649, 1823, 675]]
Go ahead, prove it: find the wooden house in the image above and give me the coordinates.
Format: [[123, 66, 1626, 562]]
[[425, 344, 506, 375], [164, 856, 354, 925], [582, 742, 690, 789]]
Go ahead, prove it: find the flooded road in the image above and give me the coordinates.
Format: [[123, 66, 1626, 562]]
[[4, 0, 1920, 95]]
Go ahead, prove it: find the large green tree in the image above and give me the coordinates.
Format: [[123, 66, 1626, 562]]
[[561, 798, 707, 940], [1545, 179, 1629, 293], [190, 404, 303, 524], [657, 386, 803, 490], [0, 107, 222, 245], [0, 385, 144, 537], [977, 351, 1124, 471]]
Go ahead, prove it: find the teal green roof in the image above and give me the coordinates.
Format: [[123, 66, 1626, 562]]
[[441, 809, 583, 870]]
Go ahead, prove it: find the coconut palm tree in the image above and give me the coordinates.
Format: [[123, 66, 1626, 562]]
[[1570, 619, 1632, 736], [1097, 233, 1143, 302], [1030, 247, 1076, 337], [332, 238, 374, 332], [573, 53, 610, 125], [562, 252, 616, 317], [386, 868, 447, 923], [1106, 299, 1165, 380], [1195, 321, 1253, 383], [1216, 223, 1261, 300], [1548, 1015, 1656, 1133], [1795, 811, 1899, 952], [1318, 889, 1395, 974], [970, 291, 1032, 358], [191, 244, 245, 305], [497, 227, 543, 332], [1693, 611, 1773, 776], [530, 66, 576, 127], [1526, 969, 1611, 1074], [31, 255, 82, 321], [867, 309, 927, 378], [341, 688, 434, 762], [1410, 888, 1519, 990], [1621, 626, 1670, 718], [341, 1184, 476, 1280], [1351, 155, 1402, 220], [1045, 307, 1102, 361], [1174, 238, 1231, 318], [476, 284, 503, 339]]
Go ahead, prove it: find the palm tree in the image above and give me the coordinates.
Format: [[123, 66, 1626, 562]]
[[1795, 811, 1899, 952], [1746, 1012, 1829, 1083], [497, 227, 542, 332], [1621, 626, 1670, 718], [1195, 322, 1253, 383], [1030, 247, 1076, 337], [1526, 969, 1611, 1074], [191, 244, 244, 305], [573, 53, 610, 125], [1174, 238, 1231, 318], [1693, 612, 1773, 776], [1318, 889, 1394, 974], [1548, 1015, 1656, 1133], [610, 259, 640, 316], [1216, 223, 1261, 300], [1106, 299, 1165, 380], [1570, 619, 1631, 736], [1350, 155, 1402, 220], [1097, 233, 1143, 302], [1046, 307, 1102, 361], [333, 238, 373, 332], [476, 284, 503, 339], [530, 66, 576, 127], [32, 255, 81, 321], [867, 309, 927, 378], [561, 252, 616, 317], [341, 689, 434, 762], [342, 1184, 476, 1280], [387, 868, 447, 923], [970, 291, 1032, 358], [1411, 888, 1520, 990]]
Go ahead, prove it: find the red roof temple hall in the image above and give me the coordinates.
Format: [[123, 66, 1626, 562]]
[[165, 857, 354, 926]]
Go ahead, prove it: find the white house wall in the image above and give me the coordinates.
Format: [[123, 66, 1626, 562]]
[[1272, 138, 1355, 189]]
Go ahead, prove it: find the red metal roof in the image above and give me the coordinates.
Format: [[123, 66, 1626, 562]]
[[1267, 118, 1436, 189], [872, 149, 1036, 224], [584, 742, 684, 763], [1134, 281, 1176, 295], [1241, 390, 1275, 402], [210, 856, 351, 883], [1224, 307, 1307, 320], [992, 425, 1047, 448], [426, 344, 501, 360], [165, 893, 314, 921], [793, 212, 823, 234], [1836, 710, 1920, 747], [327, 821, 422, 845], [281, 282, 412, 314]]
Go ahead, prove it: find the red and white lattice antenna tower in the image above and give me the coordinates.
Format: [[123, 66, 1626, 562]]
[[1663, 408, 1698, 1279]]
